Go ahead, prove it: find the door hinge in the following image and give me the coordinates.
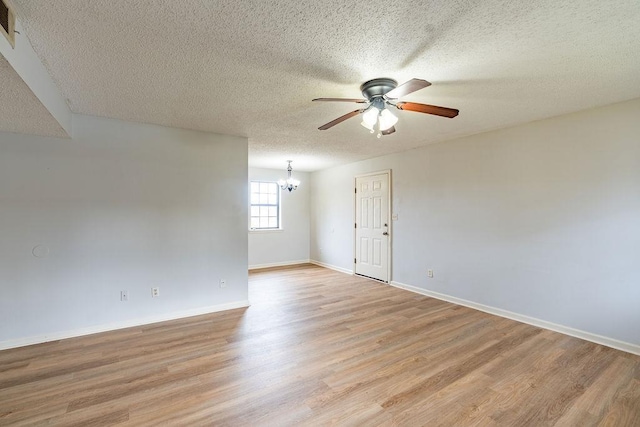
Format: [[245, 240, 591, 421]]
[[354, 188, 357, 194], [354, 258, 357, 263], [354, 223, 357, 228]]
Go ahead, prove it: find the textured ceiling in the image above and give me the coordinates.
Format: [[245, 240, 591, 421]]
[[6, 0, 640, 171], [0, 56, 67, 138]]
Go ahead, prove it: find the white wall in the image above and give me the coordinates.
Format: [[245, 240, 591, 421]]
[[0, 114, 248, 348], [310, 98, 640, 348], [248, 167, 310, 268]]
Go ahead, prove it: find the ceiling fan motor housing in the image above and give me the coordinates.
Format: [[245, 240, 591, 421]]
[[360, 78, 398, 100]]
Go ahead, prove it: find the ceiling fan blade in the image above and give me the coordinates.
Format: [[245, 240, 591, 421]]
[[313, 98, 368, 103], [395, 102, 459, 118], [381, 126, 396, 135], [318, 109, 365, 130], [385, 78, 432, 99]]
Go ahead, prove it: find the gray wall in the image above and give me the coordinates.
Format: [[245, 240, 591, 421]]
[[0, 114, 248, 346], [310, 98, 640, 346], [248, 167, 310, 268]]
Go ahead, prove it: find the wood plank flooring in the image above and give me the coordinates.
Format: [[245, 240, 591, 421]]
[[1, 264, 639, 426]]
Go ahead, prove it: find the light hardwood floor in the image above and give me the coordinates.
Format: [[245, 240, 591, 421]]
[[1, 264, 639, 426]]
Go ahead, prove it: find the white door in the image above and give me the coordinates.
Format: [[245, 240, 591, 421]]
[[354, 172, 390, 282]]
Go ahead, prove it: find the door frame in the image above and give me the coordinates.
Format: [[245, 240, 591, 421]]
[[353, 169, 392, 283]]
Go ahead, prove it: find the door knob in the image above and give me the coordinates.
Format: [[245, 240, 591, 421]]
[[383, 232, 389, 236]]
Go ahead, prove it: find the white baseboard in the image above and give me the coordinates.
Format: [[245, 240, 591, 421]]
[[390, 281, 640, 356], [310, 260, 353, 275], [249, 259, 310, 270], [0, 300, 250, 351]]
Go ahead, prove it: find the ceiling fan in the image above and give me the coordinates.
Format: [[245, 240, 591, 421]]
[[313, 78, 459, 137]]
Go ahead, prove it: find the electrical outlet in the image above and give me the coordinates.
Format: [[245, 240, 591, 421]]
[[219, 279, 227, 288], [120, 290, 128, 301], [427, 269, 434, 278], [151, 287, 159, 297]]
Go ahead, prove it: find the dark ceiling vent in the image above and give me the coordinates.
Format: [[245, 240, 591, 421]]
[[0, 0, 15, 48]]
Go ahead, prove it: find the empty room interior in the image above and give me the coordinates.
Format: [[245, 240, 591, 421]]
[[1, 0, 639, 425]]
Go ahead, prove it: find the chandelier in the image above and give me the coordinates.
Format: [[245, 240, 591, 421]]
[[278, 160, 300, 192]]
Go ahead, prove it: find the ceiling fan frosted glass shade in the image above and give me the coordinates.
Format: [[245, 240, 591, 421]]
[[362, 107, 379, 126], [378, 109, 398, 131]]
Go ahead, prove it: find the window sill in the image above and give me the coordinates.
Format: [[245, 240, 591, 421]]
[[249, 229, 284, 234]]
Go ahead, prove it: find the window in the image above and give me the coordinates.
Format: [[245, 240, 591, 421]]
[[250, 181, 280, 230]]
